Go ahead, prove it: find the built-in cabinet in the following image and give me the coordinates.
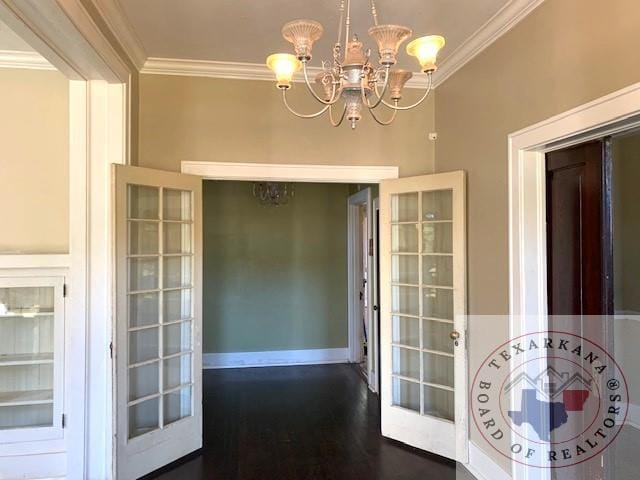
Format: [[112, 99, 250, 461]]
[[0, 271, 66, 473]]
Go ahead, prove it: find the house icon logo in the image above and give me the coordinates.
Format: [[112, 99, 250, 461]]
[[470, 331, 629, 469]]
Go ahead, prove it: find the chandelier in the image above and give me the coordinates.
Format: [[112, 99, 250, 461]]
[[253, 182, 295, 206], [266, 0, 445, 130]]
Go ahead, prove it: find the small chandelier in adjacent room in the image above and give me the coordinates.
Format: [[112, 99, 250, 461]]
[[266, 0, 445, 129], [253, 182, 295, 206]]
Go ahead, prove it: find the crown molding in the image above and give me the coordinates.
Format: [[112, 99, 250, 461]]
[[433, 0, 545, 86], [141, 57, 432, 89], [0, 49, 55, 70], [88, 0, 146, 70]]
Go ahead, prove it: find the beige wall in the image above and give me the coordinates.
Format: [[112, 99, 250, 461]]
[[137, 75, 435, 176], [434, 0, 640, 470], [0, 68, 69, 253]]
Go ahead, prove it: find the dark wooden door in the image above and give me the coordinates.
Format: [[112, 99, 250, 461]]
[[545, 140, 613, 315]]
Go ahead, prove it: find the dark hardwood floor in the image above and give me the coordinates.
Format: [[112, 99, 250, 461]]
[[146, 364, 473, 480]]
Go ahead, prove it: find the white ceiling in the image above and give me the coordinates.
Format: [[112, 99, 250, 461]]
[[120, 0, 510, 69]]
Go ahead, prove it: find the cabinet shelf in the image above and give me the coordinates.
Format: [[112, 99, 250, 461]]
[[0, 389, 53, 407], [0, 312, 54, 319], [0, 353, 54, 366]]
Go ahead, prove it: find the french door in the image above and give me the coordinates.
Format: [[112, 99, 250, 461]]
[[379, 171, 468, 461], [114, 165, 202, 480]]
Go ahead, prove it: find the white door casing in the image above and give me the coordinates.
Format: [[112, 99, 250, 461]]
[[114, 165, 202, 480], [380, 171, 468, 462]]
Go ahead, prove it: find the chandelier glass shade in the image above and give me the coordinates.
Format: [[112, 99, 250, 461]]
[[266, 0, 445, 129]]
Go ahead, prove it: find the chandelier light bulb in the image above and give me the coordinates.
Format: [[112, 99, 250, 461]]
[[266, 53, 301, 89], [406, 35, 445, 72]]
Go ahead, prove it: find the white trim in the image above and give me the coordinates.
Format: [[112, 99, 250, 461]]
[[203, 348, 350, 369], [182, 161, 399, 184], [434, 0, 544, 86], [625, 404, 640, 430], [88, 0, 147, 70], [508, 81, 640, 480], [466, 442, 512, 480], [0, 49, 55, 70], [0, 0, 131, 82], [142, 57, 432, 89], [348, 189, 373, 366], [0, 254, 70, 269]]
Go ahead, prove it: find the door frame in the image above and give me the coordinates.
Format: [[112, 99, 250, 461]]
[[347, 188, 374, 384], [0, 2, 131, 478], [508, 81, 640, 480], [182, 161, 396, 384]]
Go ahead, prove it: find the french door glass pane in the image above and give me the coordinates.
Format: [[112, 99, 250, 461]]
[[389, 188, 456, 423], [422, 224, 452, 253], [163, 386, 192, 425], [126, 184, 195, 439], [391, 254, 419, 284], [392, 377, 420, 412], [164, 223, 192, 254], [129, 397, 159, 439], [392, 224, 419, 253], [163, 189, 192, 221], [129, 185, 159, 219], [129, 292, 159, 328], [423, 288, 453, 320], [392, 347, 420, 380], [392, 316, 419, 347], [391, 192, 418, 222], [163, 322, 191, 356], [163, 289, 192, 322], [391, 285, 419, 316], [422, 320, 454, 354], [129, 257, 159, 291], [422, 255, 453, 287], [129, 328, 159, 365], [163, 257, 192, 289], [0, 286, 55, 430], [163, 354, 191, 390], [423, 353, 454, 387], [423, 385, 454, 421], [422, 190, 452, 220], [129, 221, 159, 255], [129, 362, 159, 402]]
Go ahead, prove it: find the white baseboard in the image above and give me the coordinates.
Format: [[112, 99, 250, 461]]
[[465, 441, 511, 480], [203, 347, 350, 369]]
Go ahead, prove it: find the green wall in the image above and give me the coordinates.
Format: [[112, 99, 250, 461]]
[[203, 181, 350, 353]]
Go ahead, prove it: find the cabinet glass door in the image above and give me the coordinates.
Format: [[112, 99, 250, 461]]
[[0, 277, 64, 440], [115, 165, 202, 480]]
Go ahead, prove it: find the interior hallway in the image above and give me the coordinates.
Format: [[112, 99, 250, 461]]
[[145, 364, 473, 480]]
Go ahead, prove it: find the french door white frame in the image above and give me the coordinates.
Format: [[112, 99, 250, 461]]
[[0, 1, 131, 478], [508, 81, 640, 480]]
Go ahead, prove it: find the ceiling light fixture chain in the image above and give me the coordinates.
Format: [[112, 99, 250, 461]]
[[266, 0, 445, 129]]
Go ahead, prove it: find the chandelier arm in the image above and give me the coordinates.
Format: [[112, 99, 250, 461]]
[[377, 72, 434, 111], [282, 89, 330, 118], [367, 100, 398, 125], [363, 65, 390, 109], [329, 103, 347, 127], [302, 61, 342, 106]]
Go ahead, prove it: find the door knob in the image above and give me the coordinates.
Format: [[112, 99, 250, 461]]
[[450, 330, 460, 346]]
